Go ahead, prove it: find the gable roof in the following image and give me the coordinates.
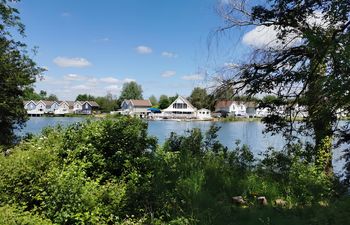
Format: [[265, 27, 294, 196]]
[[41, 101, 57, 107], [24, 100, 36, 106], [163, 96, 197, 112], [83, 101, 100, 107], [129, 99, 152, 107], [177, 96, 196, 109], [215, 100, 234, 109]]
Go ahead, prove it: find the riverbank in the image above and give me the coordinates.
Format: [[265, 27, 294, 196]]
[[2, 117, 350, 224]]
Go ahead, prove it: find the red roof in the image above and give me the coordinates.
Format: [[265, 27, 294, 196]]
[[130, 99, 152, 107]]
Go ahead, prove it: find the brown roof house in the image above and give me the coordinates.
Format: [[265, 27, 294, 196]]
[[120, 99, 152, 117]]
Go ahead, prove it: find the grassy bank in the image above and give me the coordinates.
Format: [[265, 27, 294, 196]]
[[0, 118, 349, 224]]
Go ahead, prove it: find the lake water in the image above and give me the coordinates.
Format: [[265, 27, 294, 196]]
[[19, 117, 345, 174]]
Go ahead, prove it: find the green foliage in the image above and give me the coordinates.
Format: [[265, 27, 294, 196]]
[[0, 205, 52, 225], [0, 0, 43, 146], [23, 87, 58, 101], [216, 0, 350, 175], [119, 81, 143, 102], [75, 93, 96, 101], [95, 93, 118, 112], [149, 95, 158, 106], [0, 119, 348, 224], [189, 87, 209, 109], [159, 94, 170, 109]]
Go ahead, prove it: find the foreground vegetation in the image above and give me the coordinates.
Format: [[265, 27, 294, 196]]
[[0, 117, 349, 224]]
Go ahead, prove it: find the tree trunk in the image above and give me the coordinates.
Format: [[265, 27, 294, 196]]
[[306, 63, 335, 176]]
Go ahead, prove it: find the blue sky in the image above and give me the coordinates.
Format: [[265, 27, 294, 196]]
[[16, 0, 257, 100]]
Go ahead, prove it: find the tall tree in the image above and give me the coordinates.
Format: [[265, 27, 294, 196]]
[[75, 94, 95, 101], [159, 95, 170, 109], [95, 93, 118, 112], [0, 0, 43, 146], [189, 87, 209, 109], [216, 0, 350, 175], [46, 94, 58, 101], [149, 95, 158, 106], [118, 81, 143, 102]]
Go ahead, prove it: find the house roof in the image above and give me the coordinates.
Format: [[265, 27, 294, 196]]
[[41, 101, 57, 107], [129, 99, 152, 107], [163, 96, 197, 112], [84, 101, 100, 107], [215, 100, 234, 109], [178, 96, 196, 109]]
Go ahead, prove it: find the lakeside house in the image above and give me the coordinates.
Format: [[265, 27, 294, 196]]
[[81, 101, 100, 115], [120, 99, 152, 117], [162, 96, 197, 119], [24, 100, 99, 116], [196, 108, 212, 120], [214, 100, 247, 117]]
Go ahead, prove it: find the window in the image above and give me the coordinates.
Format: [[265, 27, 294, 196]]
[[173, 103, 187, 109]]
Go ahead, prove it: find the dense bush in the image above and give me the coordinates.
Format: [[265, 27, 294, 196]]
[[0, 118, 348, 224]]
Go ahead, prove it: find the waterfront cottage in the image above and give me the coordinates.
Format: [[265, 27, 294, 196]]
[[24, 100, 39, 116], [215, 100, 247, 117], [196, 108, 212, 120], [42, 101, 59, 114], [162, 96, 197, 119], [81, 101, 100, 114], [55, 101, 70, 115], [73, 101, 83, 114], [120, 99, 152, 117]]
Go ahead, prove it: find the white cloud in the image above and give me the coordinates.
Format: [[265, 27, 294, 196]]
[[100, 77, 120, 84], [161, 70, 176, 78], [182, 74, 204, 81], [53, 57, 91, 68], [242, 11, 331, 50], [105, 85, 121, 92], [64, 73, 87, 81], [135, 45, 153, 54], [122, 78, 136, 83], [71, 84, 90, 91], [161, 51, 178, 58], [242, 25, 301, 49]]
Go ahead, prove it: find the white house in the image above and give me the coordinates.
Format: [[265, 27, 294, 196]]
[[120, 99, 152, 117], [73, 101, 83, 114], [162, 96, 197, 119], [215, 101, 247, 117], [24, 100, 39, 116], [196, 108, 212, 120], [55, 101, 70, 115], [42, 101, 59, 114]]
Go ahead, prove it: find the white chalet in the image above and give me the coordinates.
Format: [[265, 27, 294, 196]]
[[42, 101, 59, 114], [162, 96, 197, 119], [55, 101, 70, 115], [73, 101, 83, 114], [120, 99, 152, 117], [24, 100, 40, 116]]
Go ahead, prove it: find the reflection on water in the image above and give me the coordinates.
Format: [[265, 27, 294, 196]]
[[19, 117, 345, 174]]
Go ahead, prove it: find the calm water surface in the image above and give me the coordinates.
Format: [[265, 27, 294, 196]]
[[19, 117, 345, 174]]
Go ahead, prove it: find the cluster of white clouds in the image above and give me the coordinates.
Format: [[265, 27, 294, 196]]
[[161, 70, 176, 78], [54, 57, 91, 68], [135, 45, 179, 58], [242, 11, 330, 49], [39, 71, 136, 100], [161, 51, 178, 58]]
